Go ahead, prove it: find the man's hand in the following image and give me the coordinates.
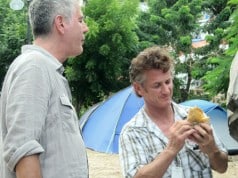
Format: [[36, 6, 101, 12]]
[[167, 120, 196, 153], [189, 123, 228, 173], [189, 123, 216, 154]]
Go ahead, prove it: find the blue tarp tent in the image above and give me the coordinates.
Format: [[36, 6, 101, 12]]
[[79, 86, 238, 154], [79, 87, 144, 154]]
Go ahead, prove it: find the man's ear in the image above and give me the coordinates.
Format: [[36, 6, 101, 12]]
[[133, 82, 143, 97], [54, 15, 65, 34]]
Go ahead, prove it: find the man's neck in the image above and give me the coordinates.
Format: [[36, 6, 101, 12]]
[[145, 104, 175, 137], [33, 37, 66, 63], [146, 103, 173, 120]]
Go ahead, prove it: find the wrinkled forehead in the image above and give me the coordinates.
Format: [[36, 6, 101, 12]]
[[75, 4, 84, 17]]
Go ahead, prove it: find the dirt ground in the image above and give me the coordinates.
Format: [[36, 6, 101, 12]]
[[87, 149, 238, 178]]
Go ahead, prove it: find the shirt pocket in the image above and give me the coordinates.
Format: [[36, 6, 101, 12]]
[[59, 95, 77, 133]]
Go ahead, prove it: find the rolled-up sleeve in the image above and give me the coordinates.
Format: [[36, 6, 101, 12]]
[[3, 61, 50, 171], [4, 140, 44, 171]]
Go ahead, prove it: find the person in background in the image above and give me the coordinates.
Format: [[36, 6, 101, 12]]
[[0, 0, 89, 178], [119, 46, 228, 178], [227, 52, 238, 142]]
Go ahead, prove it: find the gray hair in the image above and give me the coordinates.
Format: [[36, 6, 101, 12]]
[[29, 0, 82, 38]]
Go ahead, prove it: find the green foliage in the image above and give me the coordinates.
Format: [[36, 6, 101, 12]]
[[226, 0, 238, 55], [201, 0, 231, 53], [178, 35, 192, 53], [202, 0, 229, 15], [0, 0, 29, 88], [1, 0, 237, 112], [198, 0, 237, 99], [191, 56, 210, 79], [137, 0, 203, 101], [202, 56, 231, 96], [66, 0, 140, 109]]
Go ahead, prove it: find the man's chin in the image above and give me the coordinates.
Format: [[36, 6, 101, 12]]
[[162, 98, 172, 103], [69, 52, 83, 58], [158, 100, 171, 108], [73, 47, 83, 57]]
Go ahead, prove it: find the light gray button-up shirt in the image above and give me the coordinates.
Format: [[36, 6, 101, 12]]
[[0, 45, 88, 178]]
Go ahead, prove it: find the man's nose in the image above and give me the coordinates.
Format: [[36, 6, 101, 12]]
[[161, 84, 170, 94], [83, 22, 89, 33]]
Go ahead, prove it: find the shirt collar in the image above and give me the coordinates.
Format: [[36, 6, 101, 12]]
[[138, 101, 189, 127], [21, 44, 64, 74]]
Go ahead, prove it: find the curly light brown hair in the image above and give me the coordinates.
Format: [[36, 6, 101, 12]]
[[129, 46, 174, 85]]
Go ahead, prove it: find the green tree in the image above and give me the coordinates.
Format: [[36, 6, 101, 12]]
[[137, 0, 203, 102], [65, 0, 140, 111], [226, 0, 238, 56], [195, 0, 236, 100], [0, 0, 29, 88]]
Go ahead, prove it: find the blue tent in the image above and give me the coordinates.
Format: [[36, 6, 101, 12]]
[[79, 86, 238, 154], [79, 87, 144, 154]]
